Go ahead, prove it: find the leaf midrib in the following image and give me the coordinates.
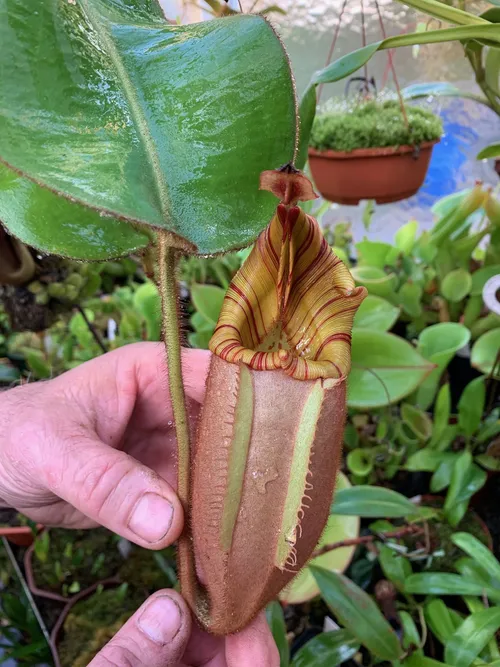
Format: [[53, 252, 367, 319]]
[[80, 0, 171, 225]]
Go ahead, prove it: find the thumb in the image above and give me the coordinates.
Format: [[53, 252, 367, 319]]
[[89, 589, 191, 667], [43, 435, 183, 548]]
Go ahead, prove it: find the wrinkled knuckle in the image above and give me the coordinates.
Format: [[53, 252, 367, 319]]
[[74, 455, 135, 517], [97, 643, 138, 667]]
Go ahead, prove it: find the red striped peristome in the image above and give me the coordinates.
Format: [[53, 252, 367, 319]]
[[188, 169, 367, 636], [209, 171, 366, 380]]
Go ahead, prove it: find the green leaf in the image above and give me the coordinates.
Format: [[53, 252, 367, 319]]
[[266, 602, 289, 667], [311, 567, 402, 660], [190, 284, 226, 325], [331, 486, 418, 517], [353, 295, 400, 332], [458, 377, 485, 437], [471, 329, 500, 377], [350, 266, 398, 301], [404, 657, 453, 667], [429, 383, 451, 449], [445, 608, 500, 667], [401, 403, 433, 441], [133, 282, 161, 341], [425, 599, 460, 645], [349, 330, 434, 409], [308, 25, 500, 87], [393, 0, 488, 26], [444, 450, 472, 523], [0, 3, 296, 256], [441, 269, 473, 302], [0, 163, 150, 260], [291, 630, 359, 667], [355, 240, 397, 269], [431, 452, 459, 492], [452, 532, 500, 581], [477, 143, 500, 160], [394, 220, 419, 254], [378, 544, 412, 591], [398, 282, 423, 318], [406, 450, 455, 472], [405, 573, 500, 600], [399, 611, 421, 652], [24, 350, 51, 380], [415, 323, 471, 410], [281, 473, 359, 604]]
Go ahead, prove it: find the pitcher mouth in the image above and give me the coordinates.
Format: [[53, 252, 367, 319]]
[[209, 171, 366, 381]]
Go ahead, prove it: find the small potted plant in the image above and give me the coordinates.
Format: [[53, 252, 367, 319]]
[[308, 99, 443, 205]]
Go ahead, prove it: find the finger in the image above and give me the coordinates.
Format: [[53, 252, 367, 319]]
[[225, 612, 280, 667], [89, 589, 191, 667], [41, 435, 184, 549]]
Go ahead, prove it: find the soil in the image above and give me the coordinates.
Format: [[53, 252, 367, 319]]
[[31, 528, 123, 597]]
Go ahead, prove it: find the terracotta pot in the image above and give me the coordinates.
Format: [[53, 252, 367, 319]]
[[50, 579, 120, 667], [308, 140, 439, 205], [0, 524, 41, 547]]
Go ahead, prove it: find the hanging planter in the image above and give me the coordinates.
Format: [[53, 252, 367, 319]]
[[308, 100, 442, 205]]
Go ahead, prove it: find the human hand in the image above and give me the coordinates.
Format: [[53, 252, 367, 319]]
[[0, 342, 208, 543], [88, 589, 278, 667], [0, 342, 280, 666]]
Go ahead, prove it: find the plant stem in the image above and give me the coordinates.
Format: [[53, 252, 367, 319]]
[[76, 305, 107, 354], [157, 231, 197, 604], [311, 524, 424, 559]]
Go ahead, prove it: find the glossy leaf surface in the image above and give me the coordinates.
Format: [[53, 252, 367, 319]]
[[266, 602, 289, 667], [445, 608, 500, 667], [472, 329, 500, 377], [353, 295, 400, 332], [349, 330, 433, 409], [291, 630, 359, 667], [0, 1, 296, 256], [330, 486, 418, 517]]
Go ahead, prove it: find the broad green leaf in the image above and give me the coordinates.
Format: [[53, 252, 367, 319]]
[[441, 269, 472, 302], [133, 282, 161, 341], [349, 330, 434, 409], [281, 473, 359, 604], [445, 608, 500, 667], [403, 82, 488, 106], [0, 2, 296, 256], [266, 602, 289, 667], [24, 350, 51, 380], [291, 630, 359, 667], [190, 284, 225, 325], [429, 384, 451, 449], [331, 486, 418, 517], [455, 557, 498, 589], [458, 377, 485, 437], [425, 599, 459, 645], [0, 163, 150, 260], [394, 220, 419, 254], [311, 567, 402, 660], [297, 83, 316, 170], [485, 47, 500, 96], [415, 323, 470, 409], [353, 295, 400, 332], [399, 611, 421, 653], [355, 240, 397, 269], [444, 451, 473, 524], [378, 544, 412, 591], [401, 403, 433, 441], [404, 657, 452, 667], [478, 143, 500, 160], [431, 452, 459, 492], [470, 264, 500, 295], [406, 450, 455, 472], [405, 573, 500, 600], [451, 532, 500, 581], [471, 329, 500, 377]]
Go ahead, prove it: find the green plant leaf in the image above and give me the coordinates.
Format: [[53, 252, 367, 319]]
[[349, 330, 434, 409], [399, 610, 421, 653], [406, 450, 455, 472], [394, 220, 419, 254], [444, 450, 473, 523], [401, 403, 433, 441], [350, 266, 398, 301], [477, 143, 500, 160], [190, 284, 226, 325], [470, 264, 500, 295], [311, 567, 402, 660], [291, 630, 359, 667], [281, 473, 359, 604], [331, 486, 418, 517], [441, 269, 473, 302], [398, 282, 423, 318], [378, 544, 412, 591], [132, 282, 161, 341], [0, 3, 296, 256], [403, 82, 488, 106], [415, 323, 471, 409], [266, 602, 289, 667], [452, 532, 500, 581], [355, 240, 397, 269], [431, 452, 459, 492], [425, 599, 460, 645], [353, 295, 400, 332], [458, 376, 486, 437], [445, 608, 500, 667], [403, 657, 453, 667], [471, 329, 500, 377], [429, 383, 451, 449], [405, 573, 500, 600], [395, 0, 488, 26]]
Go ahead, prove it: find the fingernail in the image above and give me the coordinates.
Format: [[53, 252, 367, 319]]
[[138, 595, 182, 645], [128, 493, 174, 543]]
